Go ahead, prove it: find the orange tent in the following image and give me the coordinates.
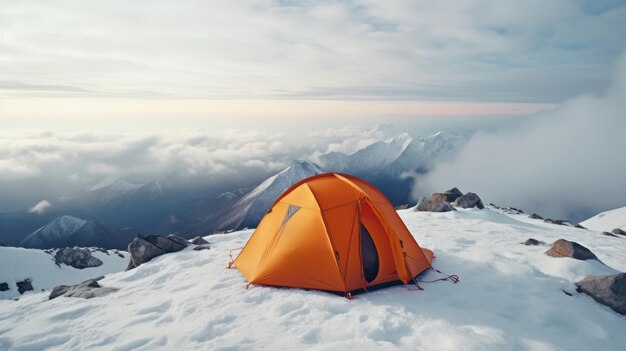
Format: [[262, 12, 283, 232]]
[[234, 173, 434, 296]]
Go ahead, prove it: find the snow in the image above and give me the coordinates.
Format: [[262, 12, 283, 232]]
[[0, 207, 625, 350], [0, 247, 127, 300], [20, 216, 87, 247], [580, 206, 626, 232]]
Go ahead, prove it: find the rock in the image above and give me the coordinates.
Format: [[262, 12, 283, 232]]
[[574, 224, 587, 229], [0, 282, 9, 291], [612, 228, 625, 235], [443, 187, 464, 202], [414, 197, 454, 212], [529, 213, 544, 220], [49, 276, 117, 300], [431, 193, 449, 203], [0, 240, 5, 247], [126, 234, 189, 270], [453, 192, 484, 209], [602, 232, 619, 238], [415, 197, 431, 211], [576, 273, 626, 315], [545, 239, 598, 261], [189, 236, 209, 245], [54, 247, 103, 269], [16, 278, 33, 295], [509, 207, 524, 214], [544, 218, 570, 226], [394, 204, 409, 210], [193, 244, 211, 251], [523, 238, 541, 246]]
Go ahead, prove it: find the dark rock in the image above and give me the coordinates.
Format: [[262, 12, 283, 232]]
[[414, 197, 454, 212], [126, 234, 189, 270], [523, 238, 541, 246], [193, 244, 211, 251], [545, 239, 598, 261], [453, 192, 484, 209], [509, 207, 524, 214], [0, 282, 9, 291], [189, 236, 209, 245], [612, 228, 625, 235], [0, 240, 5, 247], [16, 278, 33, 295], [602, 232, 619, 238], [576, 273, 626, 315], [443, 187, 464, 202], [574, 224, 587, 229], [49, 276, 117, 300], [562, 290, 573, 296], [54, 247, 103, 269], [529, 213, 544, 220], [544, 218, 571, 226]]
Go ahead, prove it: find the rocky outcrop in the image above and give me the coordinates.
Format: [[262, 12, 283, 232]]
[[544, 218, 571, 226], [54, 247, 103, 269], [0, 282, 9, 291], [523, 238, 541, 246], [574, 224, 586, 229], [453, 192, 484, 209], [49, 276, 117, 300], [126, 234, 189, 270], [602, 232, 619, 238], [529, 213, 544, 220], [612, 228, 625, 236], [545, 239, 598, 261], [414, 197, 454, 212], [189, 236, 209, 245], [576, 273, 626, 315], [16, 278, 33, 295]]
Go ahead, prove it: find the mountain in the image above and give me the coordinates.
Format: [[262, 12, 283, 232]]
[[2, 207, 624, 349], [580, 206, 626, 232], [319, 131, 464, 177], [19, 215, 131, 249], [213, 160, 323, 231], [0, 246, 127, 300]]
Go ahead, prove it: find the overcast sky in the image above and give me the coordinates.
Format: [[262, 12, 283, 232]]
[[1, 0, 624, 129]]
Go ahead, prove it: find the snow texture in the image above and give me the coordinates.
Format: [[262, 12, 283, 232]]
[[0, 207, 625, 350], [0, 247, 127, 300], [581, 206, 626, 232]]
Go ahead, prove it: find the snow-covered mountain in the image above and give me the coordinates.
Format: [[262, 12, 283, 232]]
[[215, 160, 323, 231], [0, 246, 127, 300], [581, 206, 626, 232], [1, 207, 624, 350], [19, 215, 131, 249], [319, 131, 465, 177]]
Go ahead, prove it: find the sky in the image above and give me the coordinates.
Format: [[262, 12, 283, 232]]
[[0, 1, 625, 220], [1, 0, 624, 130]]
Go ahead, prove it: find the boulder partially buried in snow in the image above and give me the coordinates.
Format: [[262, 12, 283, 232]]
[[126, 234, 189, 270], [54, 247, 103, 269], [453, 192, 484, 209], [0, 282, 9, 291], [523, 238, 541, 246], [16, 278, 33, 295], [612, 228, 626, 236], [189, 236, 209, 245], [49, 276, 117, 300], [576, 273, 626, 315], [414, 197, 454, 212], [545, 239, 598, 261]]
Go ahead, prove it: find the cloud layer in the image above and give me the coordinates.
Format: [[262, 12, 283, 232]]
[[415, 52, 626, 222]]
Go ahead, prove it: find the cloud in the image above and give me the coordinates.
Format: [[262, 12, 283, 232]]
[[0, 125, 399, 212], [28, 200, 52, 214], [0, 0, 623, 103], [415, 52, 626, 222]]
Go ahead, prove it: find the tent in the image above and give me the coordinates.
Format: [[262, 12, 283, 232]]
[[233, 173, 434, 296]]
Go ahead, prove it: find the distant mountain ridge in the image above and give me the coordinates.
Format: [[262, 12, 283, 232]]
[[19, 215, 133, 250]]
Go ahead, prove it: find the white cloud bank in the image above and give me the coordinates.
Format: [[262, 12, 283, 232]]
[[28, 200, 52, 214], [415, 52, 626, 222]]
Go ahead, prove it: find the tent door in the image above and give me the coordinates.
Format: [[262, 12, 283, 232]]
[[360, 223, 379, 283]]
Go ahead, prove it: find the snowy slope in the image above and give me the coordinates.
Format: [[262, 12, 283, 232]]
[[216, 160, 323, 230], [1, 207, 624, 350], [580, 206, 626, 232], [0, 247, 127, 300]]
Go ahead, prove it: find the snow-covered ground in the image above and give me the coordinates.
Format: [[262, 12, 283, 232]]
[[0, 207, 625, 350], [581, 206, 626, 232], [0, 247, 128, 300]]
